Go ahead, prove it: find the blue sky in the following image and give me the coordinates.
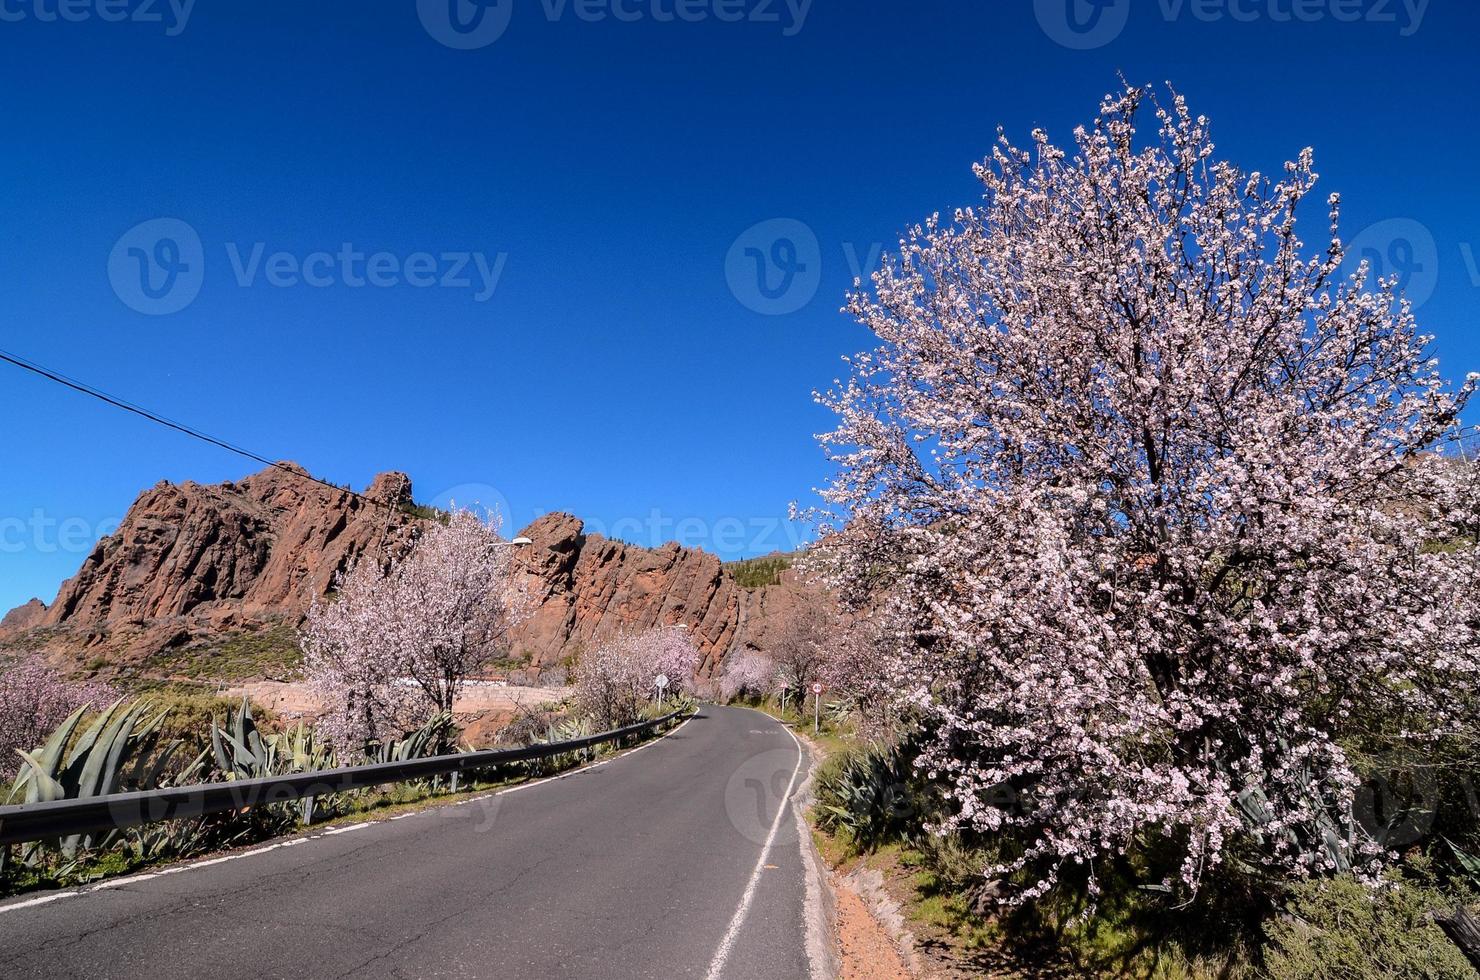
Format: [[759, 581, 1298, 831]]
[[2, 0, 1478, 612]]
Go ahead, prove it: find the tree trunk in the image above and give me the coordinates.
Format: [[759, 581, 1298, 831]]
[[1436, 905, 1480, 971]]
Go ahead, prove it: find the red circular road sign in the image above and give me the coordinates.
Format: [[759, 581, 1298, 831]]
[[810, 682, 823, 695]]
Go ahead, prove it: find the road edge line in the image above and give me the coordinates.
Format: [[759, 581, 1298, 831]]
[[788, 727, 841, 980], [703, 710, 806, 980]]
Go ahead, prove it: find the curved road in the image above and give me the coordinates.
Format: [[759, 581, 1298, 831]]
[[0, 705, 815, 980]]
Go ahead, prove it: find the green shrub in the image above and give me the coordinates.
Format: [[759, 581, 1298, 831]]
[[1264, 874, 1477, 979], [727, 554, 794, 589], [147, 624, 303, 681], [814, 743, 916, 849]]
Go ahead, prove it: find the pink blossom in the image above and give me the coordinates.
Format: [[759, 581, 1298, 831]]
[[812, 85, 1480, 898], [0, 658, 115, 780], [301, 507, 530, 757], [574, 627, 700, 729]]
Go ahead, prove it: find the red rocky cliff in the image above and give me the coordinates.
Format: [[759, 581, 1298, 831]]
[[3, 465, 812, 677]]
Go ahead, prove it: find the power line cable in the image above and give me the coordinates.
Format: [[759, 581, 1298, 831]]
[[0, 346, 400, 515]]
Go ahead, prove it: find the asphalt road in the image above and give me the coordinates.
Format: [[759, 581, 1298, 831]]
[[0, 705, 814, 980]]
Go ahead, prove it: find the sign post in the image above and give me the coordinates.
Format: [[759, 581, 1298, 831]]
[[811, 681, 823, 733], [654, 673, 669, 706]]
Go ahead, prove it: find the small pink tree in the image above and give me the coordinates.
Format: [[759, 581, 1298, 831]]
[[638, 627, 702, 696], [718, 649, 778, 702], [301, 507, 529, 757], [768, 600, 838, 698], [573, 627, 700, 729], [390, 509, 530, 717], [301, 559, 421, 755], [0, 658, 115, 780], [815, 84, 1480, 899], [818, 615, 898, 737]]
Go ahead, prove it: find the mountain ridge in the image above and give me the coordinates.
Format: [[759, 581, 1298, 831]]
[[0, 464, 812, 680]]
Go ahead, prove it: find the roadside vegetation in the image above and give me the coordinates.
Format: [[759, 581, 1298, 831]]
[[149, 624, 304, 682], [0, 688, 686, 899]]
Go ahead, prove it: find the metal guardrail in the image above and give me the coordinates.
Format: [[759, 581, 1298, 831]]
[[0, 709, 689, 847]]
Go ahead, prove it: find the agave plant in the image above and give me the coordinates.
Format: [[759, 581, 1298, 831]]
[[210, 697, 274, 781], [1234, 773, 1356, 876], [367, 712, 457, 765], [814, 744, 915, 849], [528, 716, 596, 775], [1446, 838, 1480, 890], [125, 811, 230, 867], [9, 698, 203, 865], [210, 698, 335, 779], [274, 721, 335, 773], [210, 698, 338, 824]]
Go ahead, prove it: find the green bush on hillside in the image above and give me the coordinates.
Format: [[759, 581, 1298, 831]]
[[727, 554, 794, 589], [1264, 872, 1477, 979]]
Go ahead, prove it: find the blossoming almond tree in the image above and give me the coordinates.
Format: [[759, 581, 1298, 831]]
[[573, 627, 701, 729], [301, 558, 422, 755], [815, 84, 1480, 899], [718, 649, 779, 702], [0, 658, 115, 780], [391, 508, 530, 718], [302, 507, 529, 756], [768, 599, 836, 697]]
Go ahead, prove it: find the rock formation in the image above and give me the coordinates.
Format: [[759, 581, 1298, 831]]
[[3, 464, 421, 663], [510, 512, 807, 676], [0, 598, 47, 634], [1, 464, 814, 679]]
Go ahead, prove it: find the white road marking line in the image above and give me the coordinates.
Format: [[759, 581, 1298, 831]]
[[322, 822, 370, 836], [0, 891, 77, 912], [92, 874, 158, 891], [0, 713, 696, 915], [703, 717, 805, 980]]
